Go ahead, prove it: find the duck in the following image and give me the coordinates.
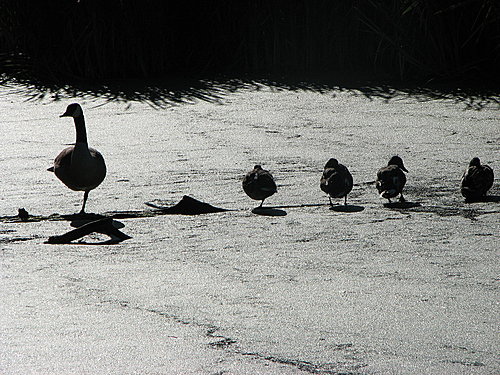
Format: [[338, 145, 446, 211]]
[[48, 103, 107, 214], [242, 165, 277, 208], [460, 157, 494, 201], [376, 156, 408, 203], [320, 158, 353, 206]]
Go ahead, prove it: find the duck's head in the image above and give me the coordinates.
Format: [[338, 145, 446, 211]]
[[388, 155, 408, 172], [324, 158, 339, 168], [60, 103, 83, 118], [469, 157, 481, 167]]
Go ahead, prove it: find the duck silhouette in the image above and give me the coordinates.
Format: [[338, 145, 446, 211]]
[[320, 158, 353, 206], [460, 157, 494, 201], [242, 165, 277, 208], [376, 156, 408, 203]]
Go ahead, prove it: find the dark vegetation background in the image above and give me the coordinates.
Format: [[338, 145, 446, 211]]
[[0, 0, 499, 102]]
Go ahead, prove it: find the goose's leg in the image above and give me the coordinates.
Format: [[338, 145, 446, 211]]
[[344, 195, 348, 205], [259, 199, 264, 208], [399, 193, 406, 203], [80, 191, 89, 214], [328, 196, 333, 207]]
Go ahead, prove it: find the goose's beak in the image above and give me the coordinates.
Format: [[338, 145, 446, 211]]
[[401, 166, 408, 172], [60, 110, 71, 117]]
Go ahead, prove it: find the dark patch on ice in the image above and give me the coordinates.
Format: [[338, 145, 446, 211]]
[[268, 203, 325, 209], [370, 216, 405, 223], [115, 303, 240, 351], [105, 299, 365, 375], [145, 195, 229, 214], [331, 343, 354, 350], [46, 217, 131, 245], [0, 196, 228, 224], [380, 202, 500, 220], [117, 302, 239, 350], [70, 218, 125, 230], [443, 359, 485, 367], [17, 208, 29, 221], [405, 184, 457, 199], [207, 327, 237, 349], [330, 205, 364, 213], [240, 351, 363, 375], [208, 337, 237, 348], [383, 201, 421, 209], [60, 212, 141, 221], [0, 210, 152, 223], [413, 205, 499, 220], [251, 207, 287, 216], [464, 195, 500, 203]]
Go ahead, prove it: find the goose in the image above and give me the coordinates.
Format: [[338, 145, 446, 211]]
[[320, 158, 353, 206], [460, 157, 494, 201], [376, 156, 408, 203], [242, 165, 277, 208], [48, 103, 107, 214]]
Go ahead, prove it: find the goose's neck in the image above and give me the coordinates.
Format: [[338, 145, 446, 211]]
[[74, 115, 88, 144]]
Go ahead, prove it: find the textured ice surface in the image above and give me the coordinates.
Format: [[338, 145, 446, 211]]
[[1, 85, 499, 374]]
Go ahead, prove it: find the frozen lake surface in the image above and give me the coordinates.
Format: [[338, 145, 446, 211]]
[[1, 82, 499, 374]]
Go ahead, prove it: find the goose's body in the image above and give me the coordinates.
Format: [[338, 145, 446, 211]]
[[376, 156, 408, 203], [242, 165, 277, 207], [48, 103, 106, 213], [320, 158, 353, 205], [460, 157, 494, 201]]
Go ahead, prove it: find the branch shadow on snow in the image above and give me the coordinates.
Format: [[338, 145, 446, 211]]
[[2, 74, 499, 110]]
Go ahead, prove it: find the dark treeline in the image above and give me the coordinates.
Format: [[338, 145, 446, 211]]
[[0, 0, 498, 84]]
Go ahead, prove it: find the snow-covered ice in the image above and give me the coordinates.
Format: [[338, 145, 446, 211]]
[[1, 83, 498, 374]]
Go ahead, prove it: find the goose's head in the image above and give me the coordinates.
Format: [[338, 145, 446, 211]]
[[60, 103, 83, 118], [253, 165, 263, 170], [388, 155, 408, 172], [469, 157, 481, 167], [324, 158, 339, 168]]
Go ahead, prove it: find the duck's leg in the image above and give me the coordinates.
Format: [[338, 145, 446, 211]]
[[80, 191, 89, 214], [328, 196, 333, 207], [399, 193, 406, 203], [259, 199, 264, 208], [344, 195, 348, 205]]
